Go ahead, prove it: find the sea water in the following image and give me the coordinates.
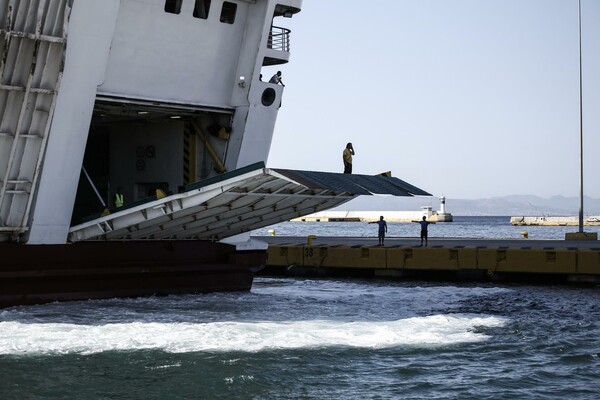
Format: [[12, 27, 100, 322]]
[[252, 216, 600, 240], [1, 217, 600, 399]]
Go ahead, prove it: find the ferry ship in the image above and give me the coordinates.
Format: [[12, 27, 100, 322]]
[[0, 0, 429, 307]]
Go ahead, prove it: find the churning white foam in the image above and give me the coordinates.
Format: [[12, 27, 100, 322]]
[[0, 314, 505, 355]]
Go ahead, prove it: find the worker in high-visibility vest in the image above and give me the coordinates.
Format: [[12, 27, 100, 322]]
[[114, 187, 124, 208]]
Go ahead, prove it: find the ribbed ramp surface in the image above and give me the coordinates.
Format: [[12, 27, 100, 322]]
[[69, 163, 430, 242], [0, 0, 70, 240], [272, 169, 431, 197]]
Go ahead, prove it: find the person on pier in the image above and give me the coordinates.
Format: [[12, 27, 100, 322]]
[[413, 216, 434, 247], [369, 215, 387, 246]]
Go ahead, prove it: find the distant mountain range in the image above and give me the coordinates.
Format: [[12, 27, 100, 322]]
[[334, 195, 600, 216]]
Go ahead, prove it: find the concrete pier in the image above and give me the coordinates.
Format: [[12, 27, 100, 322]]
[[256, 236, 600, 284], [511, 216, 600, 226]]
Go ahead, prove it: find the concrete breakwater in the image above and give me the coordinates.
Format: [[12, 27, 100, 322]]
[[292, 210, 452, 223], [511, 216, 600, 226]]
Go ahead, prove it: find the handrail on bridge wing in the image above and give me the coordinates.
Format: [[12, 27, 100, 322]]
[[268, 25, 291, 52]]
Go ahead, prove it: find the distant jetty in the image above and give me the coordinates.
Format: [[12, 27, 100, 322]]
[[511, 216, 600, 226], [293, 197, 453, 223]]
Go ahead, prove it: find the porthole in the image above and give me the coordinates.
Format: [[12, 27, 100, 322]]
[[261, 88, 276, 106]]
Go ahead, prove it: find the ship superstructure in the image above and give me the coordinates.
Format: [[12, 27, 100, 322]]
[[1, 0, 302, 244]]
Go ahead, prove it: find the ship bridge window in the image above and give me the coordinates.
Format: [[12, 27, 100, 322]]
[[164, 0, 182, 14], [193, 0, 211, 19], [220, 2, 237, 24]]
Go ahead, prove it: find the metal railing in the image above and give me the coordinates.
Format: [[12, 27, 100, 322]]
[[267, 25, 290, 52]]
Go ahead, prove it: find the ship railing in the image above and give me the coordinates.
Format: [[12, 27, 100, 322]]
[[267, 26, 290, 52]]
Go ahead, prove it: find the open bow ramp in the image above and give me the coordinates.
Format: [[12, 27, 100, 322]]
[[68, 162, 430, 242]]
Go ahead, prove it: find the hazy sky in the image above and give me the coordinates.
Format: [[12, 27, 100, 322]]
[[264, 0, 600, 200]]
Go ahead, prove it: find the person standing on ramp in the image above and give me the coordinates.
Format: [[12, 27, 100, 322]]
[[343, 142, 355, 174]]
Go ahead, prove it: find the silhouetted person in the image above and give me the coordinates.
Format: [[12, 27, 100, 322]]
[[269, 71, 285, 87], [369, 215, 387, 246], [412, 216, 435, 247], [343, 142, 355, 174]]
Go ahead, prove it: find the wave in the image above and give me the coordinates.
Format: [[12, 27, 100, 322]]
[[0, 314, 505, 355]]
